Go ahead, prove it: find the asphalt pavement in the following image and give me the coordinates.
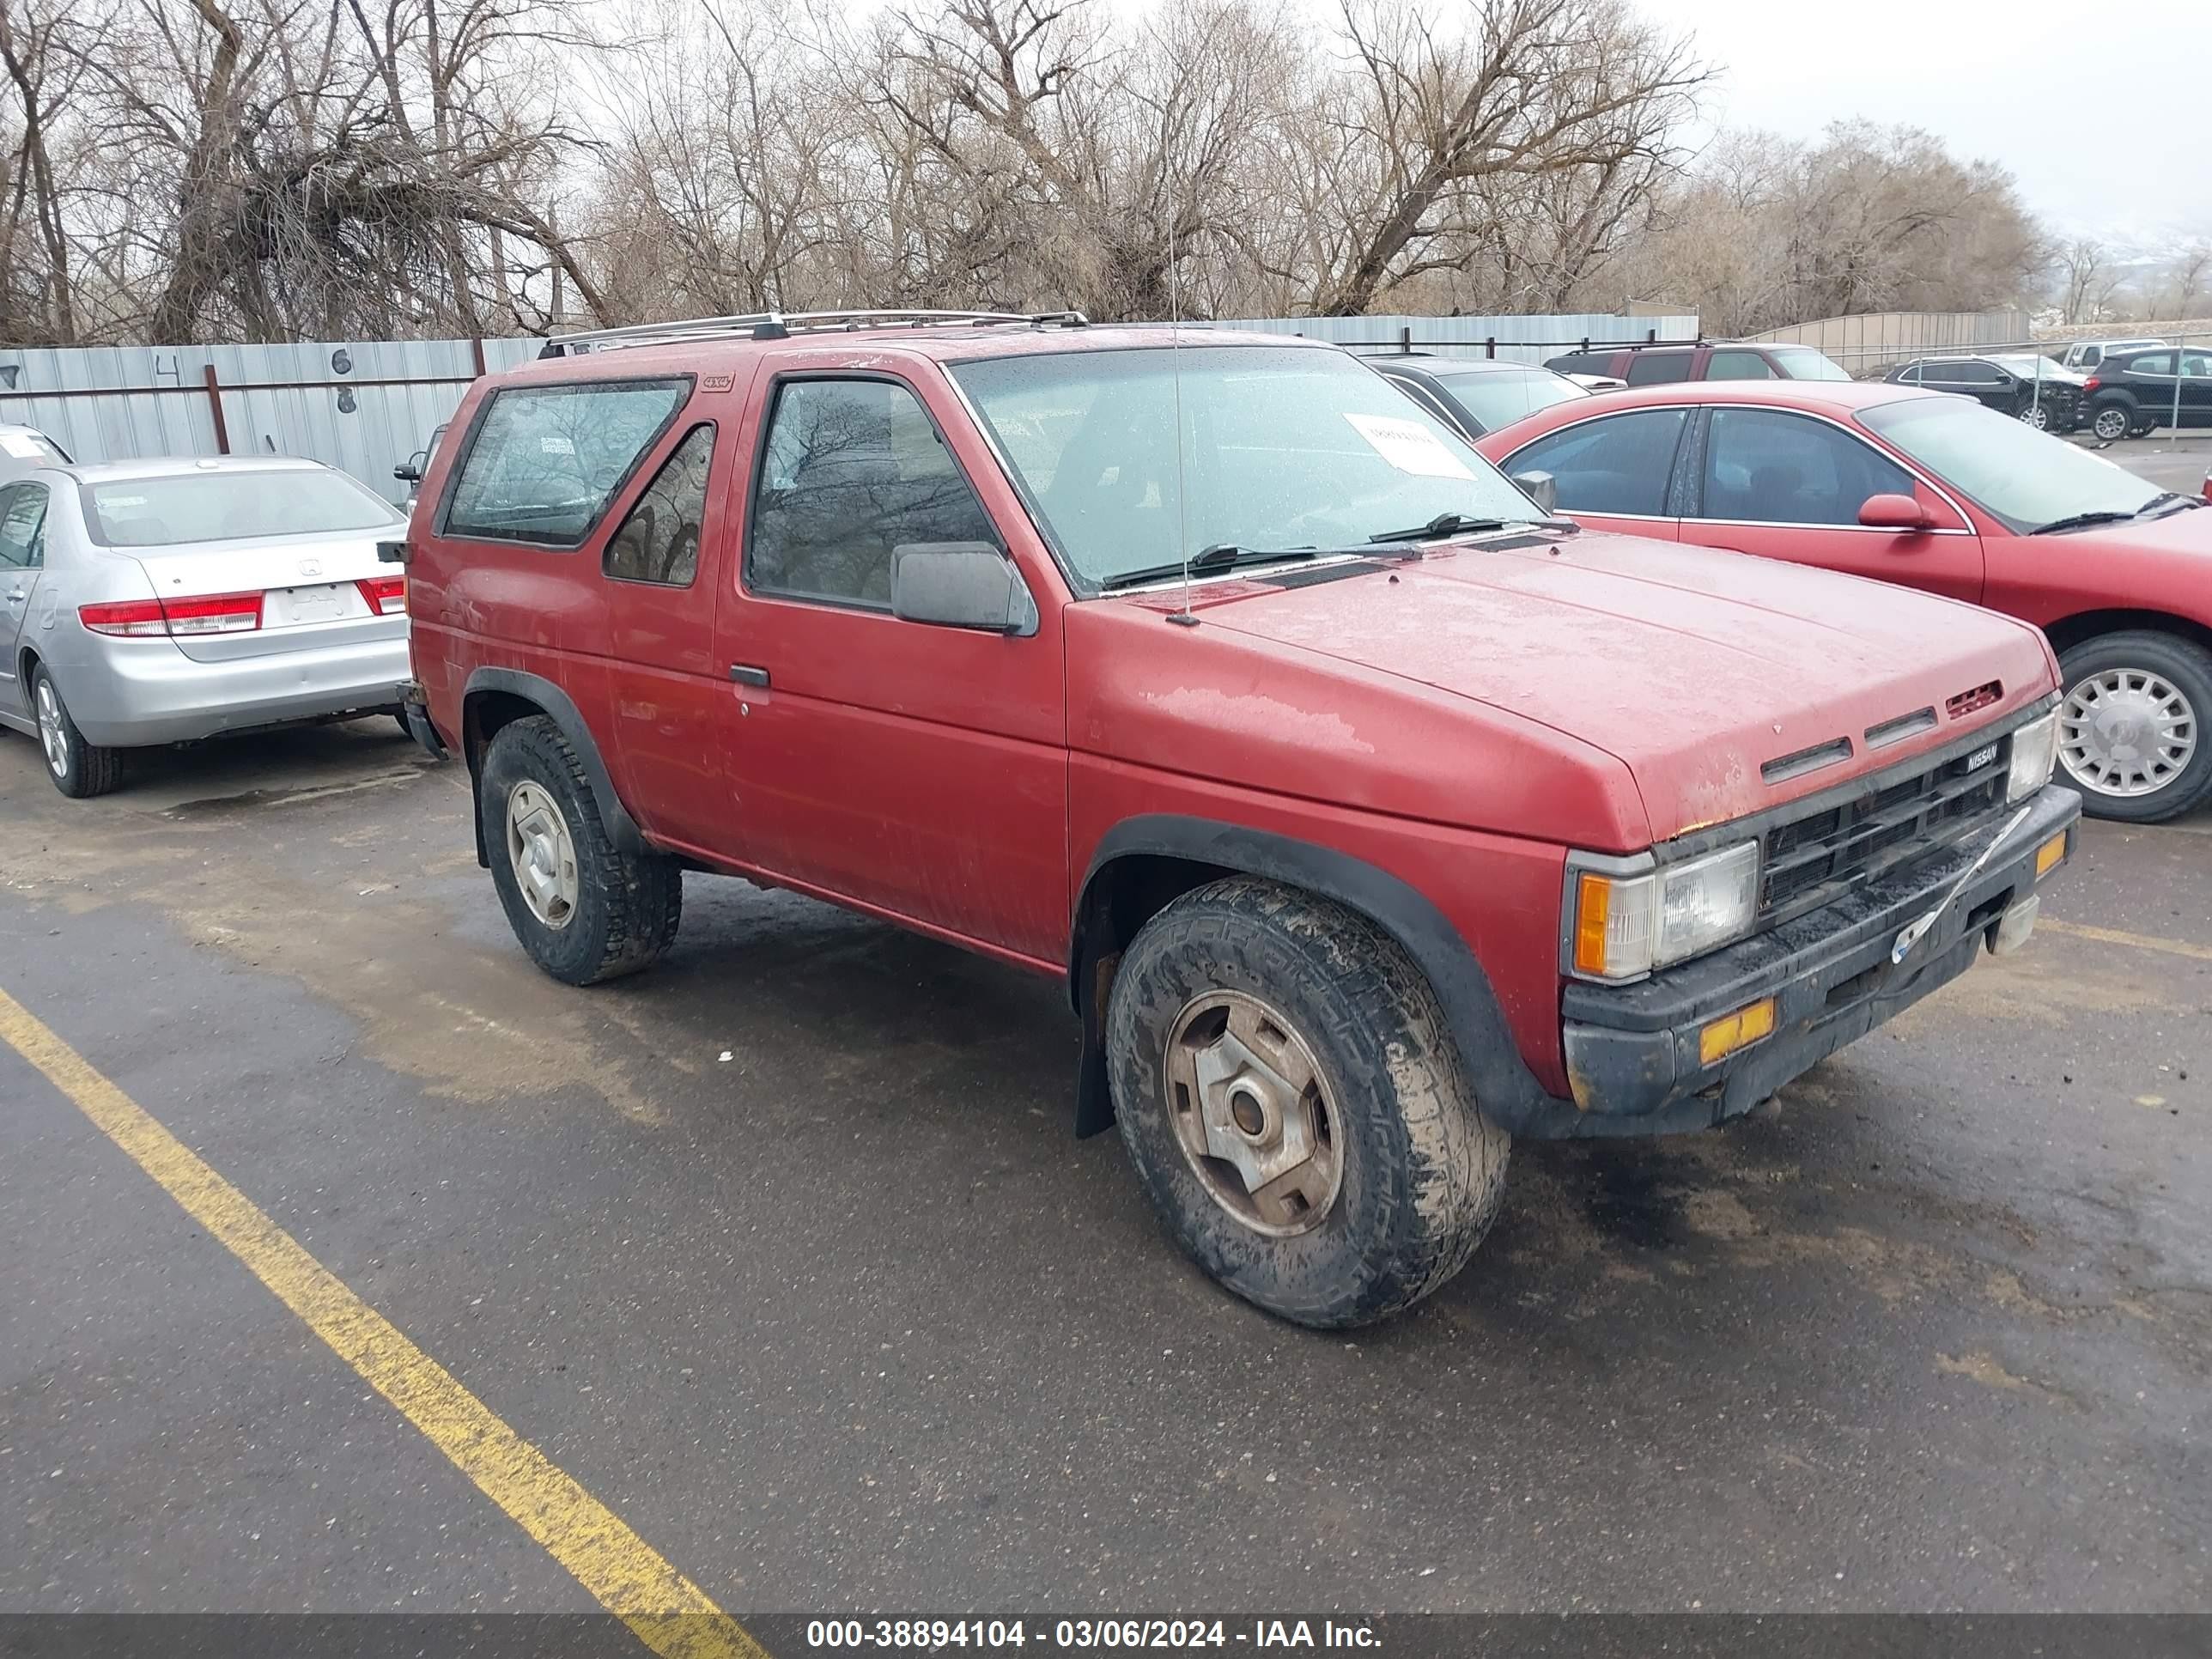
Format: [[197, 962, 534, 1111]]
[[3, 529, 2209, 1628]]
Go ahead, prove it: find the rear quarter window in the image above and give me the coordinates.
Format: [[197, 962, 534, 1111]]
[[1624, 351, 1694, 385], [442, 377, 690, 546]]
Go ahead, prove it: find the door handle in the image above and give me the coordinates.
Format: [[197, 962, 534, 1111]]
[[6, 586, 25, 604], [728, 664, 769, 688]]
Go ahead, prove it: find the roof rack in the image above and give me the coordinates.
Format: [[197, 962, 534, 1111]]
[[537, 308, 1090, 357]]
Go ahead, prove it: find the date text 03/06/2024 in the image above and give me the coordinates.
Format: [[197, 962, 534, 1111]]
[[803, 1620, 1382, 1649]]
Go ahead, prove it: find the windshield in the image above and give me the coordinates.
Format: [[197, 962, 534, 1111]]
[[1771, 347, 1852, 382], [1428, 365, 1589, 432], [950, 346, 1542, 587], [1860, 397, 2160, 532], [1989, 355, 2069, 378], [84, 469, 404, 548]]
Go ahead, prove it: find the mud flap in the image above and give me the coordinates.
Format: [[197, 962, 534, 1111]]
[[1074, 948, 1120, 1139]]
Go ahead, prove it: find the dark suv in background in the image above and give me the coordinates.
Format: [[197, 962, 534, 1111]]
[[1545, 341, 1851, 386], [2081, 345, 2212, 441], [1883, 354, 2086, 431], [1364, 354, 1590, 439]]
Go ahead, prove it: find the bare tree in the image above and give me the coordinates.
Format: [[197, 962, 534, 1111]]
[[2055, 236, 2109, 325]]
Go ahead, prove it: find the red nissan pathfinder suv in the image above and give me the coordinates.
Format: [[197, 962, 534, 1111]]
[[392, 311, 2080, 1328]]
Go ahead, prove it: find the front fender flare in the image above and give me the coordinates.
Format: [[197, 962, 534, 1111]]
[[1069, 815, 1564, 1139]]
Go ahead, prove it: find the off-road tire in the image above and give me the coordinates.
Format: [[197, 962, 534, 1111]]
[[1106, 877, 1510, 1328], [31, 665, 125, 799], [479, 715, 682, 984], [2057, 631, 2212, 823]]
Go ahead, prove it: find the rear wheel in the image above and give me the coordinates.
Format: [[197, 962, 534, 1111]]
[[2089, 404, 2132, 442], [2057, 632, 2212, 823], [479, 715, 682, 983], [31, 665, 125, 799], [1105, 877, 1510, 1328]]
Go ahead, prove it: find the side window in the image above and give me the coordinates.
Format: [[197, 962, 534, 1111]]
[[2180, 350, 2212, 378], [444, 377, 690, 546], [2124, 352, 2174, 376], [1705, 349, 1777, 381], [1625, 351, 1693, 385], [1701, 408, 1911, 527], [1505, 409, 1688, 518], [1547, 353, 1604, 377], [0, 483, 48, 568], [605, 424, 714, 586], [747, 378, 998, 609]]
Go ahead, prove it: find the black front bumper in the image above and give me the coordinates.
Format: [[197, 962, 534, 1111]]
[[1549, 782, 2080, 1138]]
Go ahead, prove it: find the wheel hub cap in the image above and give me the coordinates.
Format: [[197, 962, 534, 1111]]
[[34, 680, 67, 777], [505, 781, 580, 927], [2060, 669, 2197, 799], [1164, 990, 1342, 1237]]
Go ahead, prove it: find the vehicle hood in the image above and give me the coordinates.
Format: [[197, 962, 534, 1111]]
[[1169, 532, 2054, 842]]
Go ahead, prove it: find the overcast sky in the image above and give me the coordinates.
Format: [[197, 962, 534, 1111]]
[[1636, 0, 2204, 249]]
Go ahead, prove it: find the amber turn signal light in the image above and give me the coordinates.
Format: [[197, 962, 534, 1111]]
[[1698, 997, 1777, 1067], [2034, 831, 2068, 879]]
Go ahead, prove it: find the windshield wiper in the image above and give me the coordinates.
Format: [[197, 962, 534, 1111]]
[[2137, 491, 2205, 520], [2030, 510, 2138, 536], [1098, 544, 1318, 590], [1367, 512, 1514, 544]]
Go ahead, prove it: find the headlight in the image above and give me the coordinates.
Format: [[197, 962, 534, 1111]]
[[1571, 842, 1761, 981], [2006, 709, 2057, 803]]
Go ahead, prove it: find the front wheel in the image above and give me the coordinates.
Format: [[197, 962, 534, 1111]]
[[1106, 878, 1510, 1328], [2019, 402, 2051, 431], [2088, 404, 2133, 442], [2057, 632, 2212, 823], [479, 715, 683, 983]]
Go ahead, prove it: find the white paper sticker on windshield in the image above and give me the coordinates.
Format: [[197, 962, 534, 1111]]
[[1343, 413, 1474, 480], [0, 434, 40, 459]]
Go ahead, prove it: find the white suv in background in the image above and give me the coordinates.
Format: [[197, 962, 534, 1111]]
[[2059, 337, 2165, 372]]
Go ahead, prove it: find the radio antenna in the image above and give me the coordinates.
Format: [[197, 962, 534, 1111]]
[[1167, 212, 1197, 627]]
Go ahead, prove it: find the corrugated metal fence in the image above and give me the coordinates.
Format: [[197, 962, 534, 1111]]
[[1219, 313, 1699, 363], [0, 337, 541, 505], [0, 313, 1698, 501]]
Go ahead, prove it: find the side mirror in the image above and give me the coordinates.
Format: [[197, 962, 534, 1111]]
[[393, 449, 426, 484], [1511, 470, 1559, 515], [1858, 493, 1932, 532], [890, 542, 1037, 636]]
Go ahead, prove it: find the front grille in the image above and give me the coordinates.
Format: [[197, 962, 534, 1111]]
[[1758, 734, 2011, 921]]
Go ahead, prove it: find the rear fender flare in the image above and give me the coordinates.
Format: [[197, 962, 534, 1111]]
[[461, 667, 646, 864], [1067, 815, 1557, 1139]]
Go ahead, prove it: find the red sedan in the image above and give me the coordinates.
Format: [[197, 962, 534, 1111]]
[[1474, 380, 2212, 822]]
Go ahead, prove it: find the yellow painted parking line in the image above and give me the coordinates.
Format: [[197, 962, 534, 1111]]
[[0, 988, 767, 1659], [2039, 919, 2212, 964]]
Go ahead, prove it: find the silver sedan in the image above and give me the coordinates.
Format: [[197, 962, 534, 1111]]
[[0, 455, 412, 797]]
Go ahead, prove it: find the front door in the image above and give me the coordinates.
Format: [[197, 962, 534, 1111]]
[[1494, 407, 1690, 541], [0, 483, 49, 720], [1676, 405, 1985, 605], [713, 361, 1070, 967]]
